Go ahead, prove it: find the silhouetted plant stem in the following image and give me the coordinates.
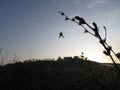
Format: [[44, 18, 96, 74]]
[[86, 22, 120, 74], [86, 23, 120, 74], [105, 42, 120, 61], [59, 11, 120, 75], [81, 25, 95, 36]]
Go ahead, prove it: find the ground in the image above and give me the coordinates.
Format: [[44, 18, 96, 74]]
[[0, 58, 120, 90]]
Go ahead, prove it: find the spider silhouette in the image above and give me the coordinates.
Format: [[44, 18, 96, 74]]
[[58, 32, 64, 38]]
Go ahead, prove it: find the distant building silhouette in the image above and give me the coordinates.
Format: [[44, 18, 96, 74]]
[[73, 56, 79, 59], [64, 57, 72, 60]]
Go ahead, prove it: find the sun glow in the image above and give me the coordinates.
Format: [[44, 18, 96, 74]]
[[84, 50, 109, 63]]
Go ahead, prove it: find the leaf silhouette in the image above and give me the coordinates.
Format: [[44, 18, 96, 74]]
[[58, 11, 65, 16], [71, 18, 75, 21], [65, 17, 69, 20], [75, 16, 86, 25]]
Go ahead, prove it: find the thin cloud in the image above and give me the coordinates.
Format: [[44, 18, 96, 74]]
[[52, 0, 57, 4], [73, 0, 81, 5], [104, 9, 120, 24], [52, 0, 81, 5], [87, 0, 107, 8]]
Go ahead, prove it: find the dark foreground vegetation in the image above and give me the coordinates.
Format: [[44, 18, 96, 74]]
[[0, 57, 120, 90]]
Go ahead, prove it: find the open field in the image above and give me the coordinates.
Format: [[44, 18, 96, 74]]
[[0, 58, 120, 90]]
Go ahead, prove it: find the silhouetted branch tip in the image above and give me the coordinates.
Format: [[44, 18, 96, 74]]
[[103, 26, 107, 42], [58, 11, 64, 16], [102, 39, 106, 43], [84, 29, 88, 33], [75, 16, 86, 25], [116, 53, 120, 59], [72, 18, 75, 21], [103, 26, 106, 30], [103, 46, 112, 56], [103, 51, 110, 56], [92, 22, 97, 28], [65, 17, 69, 20]]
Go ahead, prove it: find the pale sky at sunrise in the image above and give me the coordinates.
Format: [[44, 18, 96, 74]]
[[0, 0, 120, 64]]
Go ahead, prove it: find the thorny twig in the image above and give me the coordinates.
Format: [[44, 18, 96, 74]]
[[58, 11, 120, 74]]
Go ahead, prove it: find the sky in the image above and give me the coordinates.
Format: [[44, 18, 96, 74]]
[[0, 0, 120, 64]]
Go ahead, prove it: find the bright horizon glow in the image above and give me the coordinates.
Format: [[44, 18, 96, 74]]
[[85, 50, 109, 63]]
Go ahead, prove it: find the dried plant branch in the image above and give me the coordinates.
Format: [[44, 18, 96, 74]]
[[58, 11, 120, 74]]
